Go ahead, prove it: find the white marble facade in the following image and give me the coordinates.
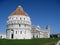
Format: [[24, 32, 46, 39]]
[[6, 5, 50, 39]]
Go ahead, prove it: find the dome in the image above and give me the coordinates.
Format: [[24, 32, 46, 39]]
[[37, 25, 41, 29], [11, 5, 28, 16]]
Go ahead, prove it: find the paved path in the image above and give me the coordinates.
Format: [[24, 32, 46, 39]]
[[55, 40, 60, 45]]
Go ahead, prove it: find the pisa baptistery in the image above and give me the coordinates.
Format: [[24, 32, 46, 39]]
[[6, 5, 32, 39]]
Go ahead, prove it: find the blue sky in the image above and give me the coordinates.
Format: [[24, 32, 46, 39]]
[[0, 0, 60, 34]]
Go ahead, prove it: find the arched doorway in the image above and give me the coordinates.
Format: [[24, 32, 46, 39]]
[[11, 29, 14, 39], [11, 34, 13, 39]]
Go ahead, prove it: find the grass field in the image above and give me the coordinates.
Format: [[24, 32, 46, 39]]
[[0, 38, 60, 45]]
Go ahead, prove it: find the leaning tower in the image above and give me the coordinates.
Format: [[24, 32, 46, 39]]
[[6, 5, 32, 39]]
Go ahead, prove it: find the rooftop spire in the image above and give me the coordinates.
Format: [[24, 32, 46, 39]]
[[18, 5, 22, 8], [46, 25, 50, 30]]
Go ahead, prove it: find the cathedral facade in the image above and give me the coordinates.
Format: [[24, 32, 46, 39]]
[[6, 5, 50, 39]]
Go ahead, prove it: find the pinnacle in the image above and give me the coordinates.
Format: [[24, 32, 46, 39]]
[[18, 5, 22, 8]]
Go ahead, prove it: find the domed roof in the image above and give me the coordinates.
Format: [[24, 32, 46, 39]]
[[11, 5, 28, 16]]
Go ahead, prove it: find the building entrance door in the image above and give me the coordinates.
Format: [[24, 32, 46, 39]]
[[11, 34, 13, 39]]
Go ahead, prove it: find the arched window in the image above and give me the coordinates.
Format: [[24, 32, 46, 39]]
[[20, 18, 21, 20], [12, 18, 13, 20], [11, 29, 13, 31], [24, 24, 26, 27], [16, 17, 17, 19], [24, 18, 25, 20], [19, 24, 21, 27], [16, 31, 17, 34], [20, 31, 22, 34]]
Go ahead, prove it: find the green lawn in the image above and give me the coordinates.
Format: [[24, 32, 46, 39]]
[[0, 38, 60, 45]]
